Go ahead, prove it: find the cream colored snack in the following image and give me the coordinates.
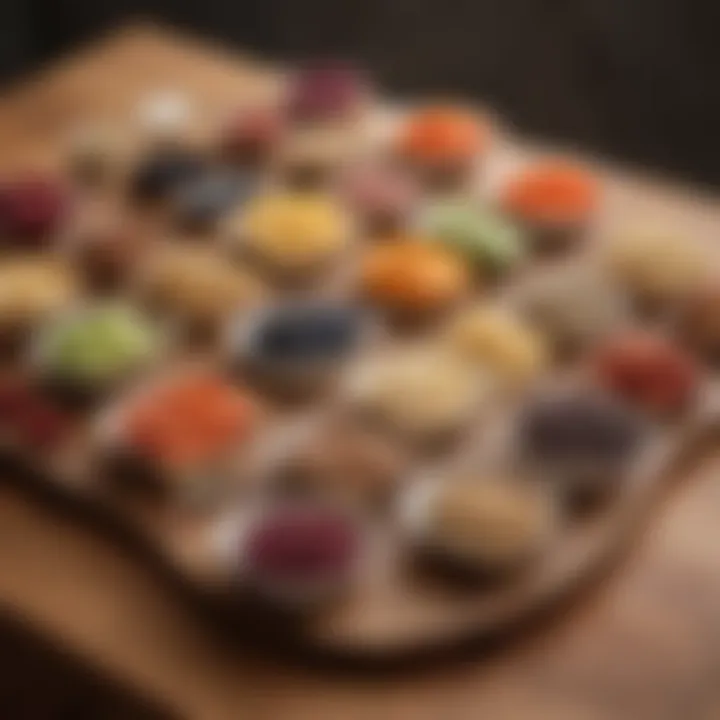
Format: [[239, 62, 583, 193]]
[[604, 229, 708, 307], [349, 347, 484, 438], [446, 305, 548, 388], [140, 245, 263, 325], [516, 264, 627, 352], [0, 258, 76, 326], [425, 478, 554, 570]]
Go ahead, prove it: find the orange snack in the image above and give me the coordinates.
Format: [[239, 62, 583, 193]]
[[361, 239, 470, 316], [395, 107, 488, 166], [501, 161, 599, 226], [123, 372, 256, 469]]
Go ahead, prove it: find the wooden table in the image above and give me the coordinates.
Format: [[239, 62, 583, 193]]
[[2, 24, 720, 720]]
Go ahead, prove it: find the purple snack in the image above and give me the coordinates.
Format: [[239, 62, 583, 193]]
[[517, 389, 647, 504], [519, 392, 643, 466], [242, 504, 360, 603], [285, 62, 367, 123]]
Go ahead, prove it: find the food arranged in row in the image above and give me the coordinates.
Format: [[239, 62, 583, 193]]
[[0, 60, 716, 636]]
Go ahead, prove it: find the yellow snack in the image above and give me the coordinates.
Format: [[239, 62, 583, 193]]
[[141, 245, 263, 323], [605, 230, 707, 306], [237, 192, 350, 274], [0, 258, 76, 326], [446, 306, 547, 387]]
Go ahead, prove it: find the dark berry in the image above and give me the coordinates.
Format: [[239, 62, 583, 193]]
[[130, 151, 205, 202], [255, 305, 360, 361]]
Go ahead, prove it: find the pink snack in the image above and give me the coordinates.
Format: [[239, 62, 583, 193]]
[[340, 164, 417, 228], [285, 62, 366, 123]]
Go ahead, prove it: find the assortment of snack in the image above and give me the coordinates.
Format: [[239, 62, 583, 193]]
[[2, 60, 717, 655]]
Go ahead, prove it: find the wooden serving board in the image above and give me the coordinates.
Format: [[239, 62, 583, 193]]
[[3, 360, 718, 664], [5, 256, 720, 665], [3, 61, 720, 664], [0, 366, 720, 664]]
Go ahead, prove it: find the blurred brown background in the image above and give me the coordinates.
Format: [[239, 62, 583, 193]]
[[1, 0, 718, 185], [0, 604, 174, 718]]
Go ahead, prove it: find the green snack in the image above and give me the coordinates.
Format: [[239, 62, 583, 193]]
[[42, 304, 158, 385], [421, 201, 525, 273]]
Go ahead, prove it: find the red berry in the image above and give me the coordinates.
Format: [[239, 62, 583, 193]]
[[0, 380, 71, 448], [594, 331, 699, 415], [220, 108, 284, 163], [0, 382, 31, 419], [19, 398, 71, 447], [244, 506, 358, 583]]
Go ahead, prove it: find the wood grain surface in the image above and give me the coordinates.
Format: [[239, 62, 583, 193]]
[[1, 23, 720, 720]]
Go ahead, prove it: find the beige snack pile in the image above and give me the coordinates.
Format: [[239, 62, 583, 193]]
[[140, 245, 264, 324], [349, 347, 484, 438], [604, 229, 708, 307], [0, 258, 76, 326], [446, 305, 548, 388], [427, 479, 555, 570]]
